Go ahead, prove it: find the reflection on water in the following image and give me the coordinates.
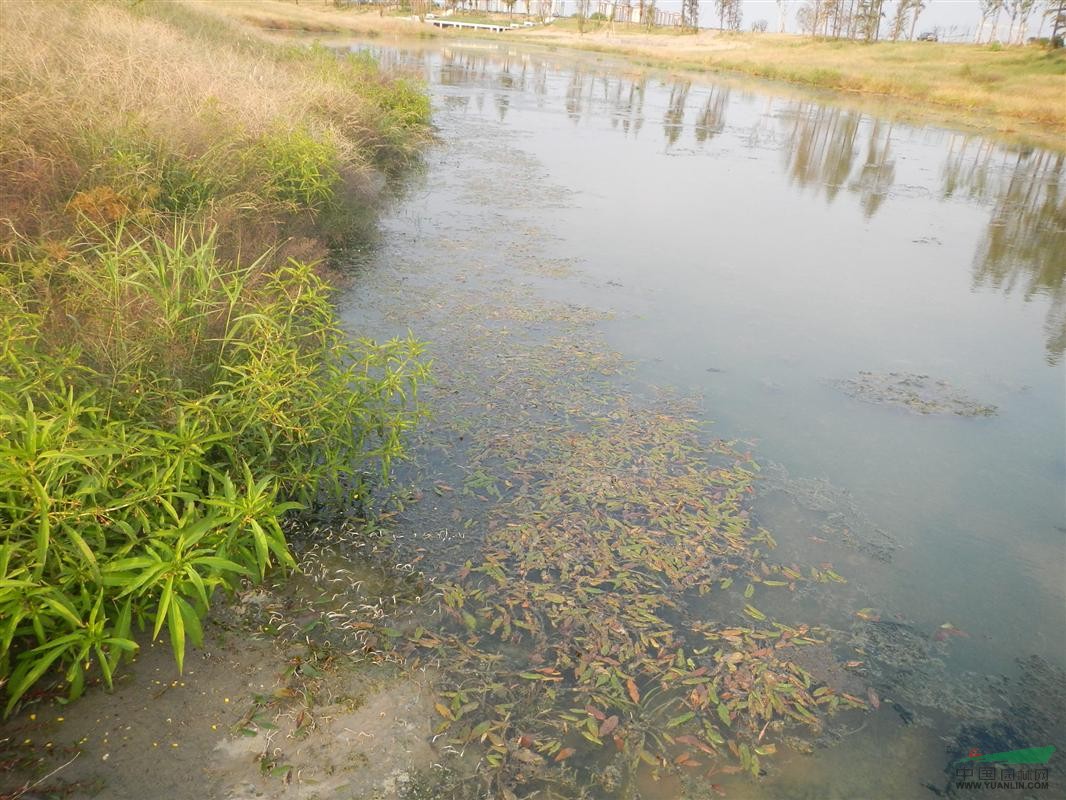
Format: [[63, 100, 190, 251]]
[[970, 148, 1066, 362], [781, 104, 864, 203], [662, 79, 689, 146], [694, 86, 729, 143], [941, 137, 1066, 362], [381, 43, 1065, 364], [350, 40, 1065, 798], [610, 74, 648, 137], [565, 66, 586, 121], [778, 103, 898, 218]]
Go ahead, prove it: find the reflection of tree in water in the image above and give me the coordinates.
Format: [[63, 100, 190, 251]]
[[497, 63, 515, 91], [662, 80, 690, 147], [745, 97, 777, 148], [439, 51, 487, 87], [565, 68, 587, 122], [971, 149, 1066, 364], [782, 104, 861, 203], [941, 137, 1001, 202], [532, 59, 549, 102], [428, 44, 1065, 361], [606, 75, 647, 137], [849, 121, 895, 218], [943, 137, 1066, 362], [779, 104, 897, 215], [494, 93, 510, 121], [493, 59, 514, 121], [694, 86, 730, 143]]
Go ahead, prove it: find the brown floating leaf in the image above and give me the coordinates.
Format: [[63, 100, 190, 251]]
[[554, 747, 576, 762], [626, 678, 640, 704], [434, 702, 453, 720], [841, 692, 867, 707], [599, 715, 620, 737]]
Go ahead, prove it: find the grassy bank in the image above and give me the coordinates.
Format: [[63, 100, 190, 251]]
[[0, 0, 430, 715], [209, 0, 1066, 145], [521, 23, 1066, 139]]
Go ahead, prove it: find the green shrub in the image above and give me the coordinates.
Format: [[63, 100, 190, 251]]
[[0, 227, 428, 715], [156, 157, 222, 214], [255, 129, 340, 213]]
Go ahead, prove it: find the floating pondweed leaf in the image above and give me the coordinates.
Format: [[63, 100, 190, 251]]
[[867, 687, 881, 709], [626, 678, 640, 704], [933, 622, 970, 641]]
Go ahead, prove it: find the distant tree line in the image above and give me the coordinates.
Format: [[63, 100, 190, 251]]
[[975, 0, 1060, 43], [425, 0, 1064, 42], [715, 0, 743, 31], [781, 0, 1065, 44]]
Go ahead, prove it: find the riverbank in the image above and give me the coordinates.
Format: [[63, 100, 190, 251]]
[[0, 0, 429, 740], [204, 0, 1066, 148], [1, 529, 440, 800]]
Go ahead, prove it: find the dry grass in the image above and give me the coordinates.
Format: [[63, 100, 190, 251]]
[[0, 0, 429, 256], [192, 0, 430, 38]]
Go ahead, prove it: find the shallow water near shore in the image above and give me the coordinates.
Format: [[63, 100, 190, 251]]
[[337, 40, 1064, 799]]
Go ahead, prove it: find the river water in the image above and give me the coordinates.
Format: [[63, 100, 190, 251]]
[[336, 41, 1065, 799]]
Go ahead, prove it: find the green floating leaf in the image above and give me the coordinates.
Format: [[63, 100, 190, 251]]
[[717, 704, 732, 726], [667, 711, 695, 728]]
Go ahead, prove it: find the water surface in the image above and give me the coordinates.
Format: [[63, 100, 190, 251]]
[[340, 41, 1065, 799]]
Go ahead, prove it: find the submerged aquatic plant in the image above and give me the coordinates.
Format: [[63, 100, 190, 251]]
[[282, 262, 874, 797], [392, 401, 864, 796], [834, 371, 997, 417]]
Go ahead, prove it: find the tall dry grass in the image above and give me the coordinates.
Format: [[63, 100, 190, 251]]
[[0, 0, 429, 257]]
